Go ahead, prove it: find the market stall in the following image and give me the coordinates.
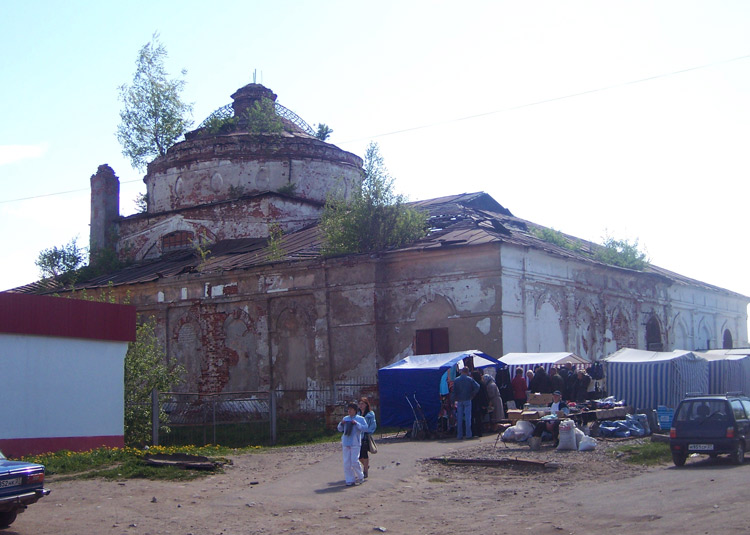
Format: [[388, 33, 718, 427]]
[[499, 352, 589, 377], [378, 350, 502, 429], [698, 350, 750, 395], [602, 348, 708, 410]]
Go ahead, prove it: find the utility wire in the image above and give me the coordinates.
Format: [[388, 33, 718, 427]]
[[0, 179, 142, 205], [3, 53, 749, 205], [337, 53, 750, 144]]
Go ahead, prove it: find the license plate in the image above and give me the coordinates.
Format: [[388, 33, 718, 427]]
[[0, 478, 21, 488], [688, 444, 714, 451]]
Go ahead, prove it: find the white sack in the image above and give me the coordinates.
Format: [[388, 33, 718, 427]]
[[556, 419, 577, 451], [578, 435, 597, 451]]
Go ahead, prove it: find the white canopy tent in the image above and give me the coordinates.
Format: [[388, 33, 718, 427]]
[[499, 352, 589, 376]]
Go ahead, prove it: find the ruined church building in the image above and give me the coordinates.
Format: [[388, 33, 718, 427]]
[[42, 84, 750, 395]]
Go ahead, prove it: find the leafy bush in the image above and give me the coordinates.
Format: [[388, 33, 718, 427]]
[[531, 227, 580, 251], [244, 98, 284, 134], [125, 319, 185, 447], [595, 236, 649, 270]]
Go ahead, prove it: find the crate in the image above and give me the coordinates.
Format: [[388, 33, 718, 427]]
[[656, 406, 675, 431]]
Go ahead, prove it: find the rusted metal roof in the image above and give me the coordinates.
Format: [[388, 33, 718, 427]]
[[9, 191, 746, 298]]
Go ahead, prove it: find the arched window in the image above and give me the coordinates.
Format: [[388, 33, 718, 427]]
[[723, 329, 734, 350], [162, 230, 194, 252], [646, 316, 663, 351]]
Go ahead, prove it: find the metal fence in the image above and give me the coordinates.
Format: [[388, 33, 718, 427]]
[[147, 378, 378, 447]]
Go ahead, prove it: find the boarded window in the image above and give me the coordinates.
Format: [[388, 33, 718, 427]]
[[162, 231, 194, 251], [415, 328, 449, 355]]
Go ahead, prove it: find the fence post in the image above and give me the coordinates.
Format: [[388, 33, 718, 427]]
[[270, 388, 277, 446], [151, 388, 159, 446], [212, 396, 217, 445]]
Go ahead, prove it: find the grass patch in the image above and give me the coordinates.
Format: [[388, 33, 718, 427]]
[[614, 441, 671, 465], [20, 444, 261, 481]]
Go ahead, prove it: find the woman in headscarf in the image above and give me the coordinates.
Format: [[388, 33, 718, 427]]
[[484, 373, 505, 422]]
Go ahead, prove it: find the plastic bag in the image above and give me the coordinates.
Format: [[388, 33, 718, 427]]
[[578, 435, 597, 451], [502, 426, 516, 441], [574, 427, 585, 448], [514, 420, 535, 441]]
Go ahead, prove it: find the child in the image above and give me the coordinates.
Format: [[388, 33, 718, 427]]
[[337, 402, 367, 486]]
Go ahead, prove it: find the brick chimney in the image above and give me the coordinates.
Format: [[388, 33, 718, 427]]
[[90, 164, 120, 255]]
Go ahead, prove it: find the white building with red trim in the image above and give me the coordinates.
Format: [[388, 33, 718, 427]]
[[0, 293, 135, 457]]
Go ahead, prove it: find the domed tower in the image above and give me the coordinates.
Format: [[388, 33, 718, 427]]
[[116, 84, 363, 261]]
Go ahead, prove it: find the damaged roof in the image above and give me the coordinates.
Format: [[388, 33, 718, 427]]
[[9, 192, 746, 298]]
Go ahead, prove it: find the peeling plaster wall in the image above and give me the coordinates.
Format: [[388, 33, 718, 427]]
[[374, 246, 504, 367], [87, 241, 748, 397], [500, 244, 748, 359]]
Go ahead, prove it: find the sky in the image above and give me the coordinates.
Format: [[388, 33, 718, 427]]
[[2, 1, 750, 309]]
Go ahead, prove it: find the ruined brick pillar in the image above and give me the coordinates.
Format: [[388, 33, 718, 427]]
[[230, 83, 277, 116], [90, 164, 120, 256]]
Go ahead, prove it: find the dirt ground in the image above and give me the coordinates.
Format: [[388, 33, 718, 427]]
[[10, 433, 750, 535]]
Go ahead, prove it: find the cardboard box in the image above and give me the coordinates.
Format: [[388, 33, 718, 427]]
[[521, 410, 542, 420], [507, 409, 523, 421], [528, 393, 555, 405]]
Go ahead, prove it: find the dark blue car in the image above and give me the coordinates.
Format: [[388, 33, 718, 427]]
[[0, 451, 50, 529], [669, 393, 750, 467]]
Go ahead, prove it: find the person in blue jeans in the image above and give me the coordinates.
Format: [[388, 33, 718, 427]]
[[452, 366, 480, 439]]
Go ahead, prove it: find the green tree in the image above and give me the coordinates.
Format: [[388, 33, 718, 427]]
[[320, 142, 427, 256], [35, 237, 86, 279], [116, 33, 193, 171], [134, 192, 148, 213], [124, 318, 185, 446], [314, 123, 333, 141], [594, 235, 649, 270]]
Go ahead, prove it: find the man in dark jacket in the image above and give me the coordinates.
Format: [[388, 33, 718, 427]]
[[550, 367, 565, 396], [453, 367, 479, 439], [471, 370, 489, 437], [532, 367, 553, 394]]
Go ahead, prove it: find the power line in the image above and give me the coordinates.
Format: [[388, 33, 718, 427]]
[[3, 53, 749, 205], [337, 53, 750, 144], [0, 179, 142, 205]]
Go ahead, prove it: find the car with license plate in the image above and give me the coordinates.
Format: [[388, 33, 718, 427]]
[[0, 451, 50, 528], [669, 393, 750, 467]]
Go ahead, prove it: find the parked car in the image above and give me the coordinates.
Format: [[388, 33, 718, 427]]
[[0, 451, 50, 528], [669, 393, 750, 467]]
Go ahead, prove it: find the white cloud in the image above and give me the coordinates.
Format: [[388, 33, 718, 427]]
[[0, 144, 48, 165]]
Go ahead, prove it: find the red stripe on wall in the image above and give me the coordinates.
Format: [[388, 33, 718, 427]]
[[0, 293, 135, 342], [0, 435, 125, 459]]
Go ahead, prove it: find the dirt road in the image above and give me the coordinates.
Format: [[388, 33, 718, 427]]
[[10, 436, 750, 535]]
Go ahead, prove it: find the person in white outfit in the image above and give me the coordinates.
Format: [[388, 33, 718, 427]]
[[337, 402, 368, 486]]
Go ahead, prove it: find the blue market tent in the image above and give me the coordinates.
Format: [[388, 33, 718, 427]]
[[378, 350, 503, 429], [699, 350, 750, 395], [603, 348, 708, 410]]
